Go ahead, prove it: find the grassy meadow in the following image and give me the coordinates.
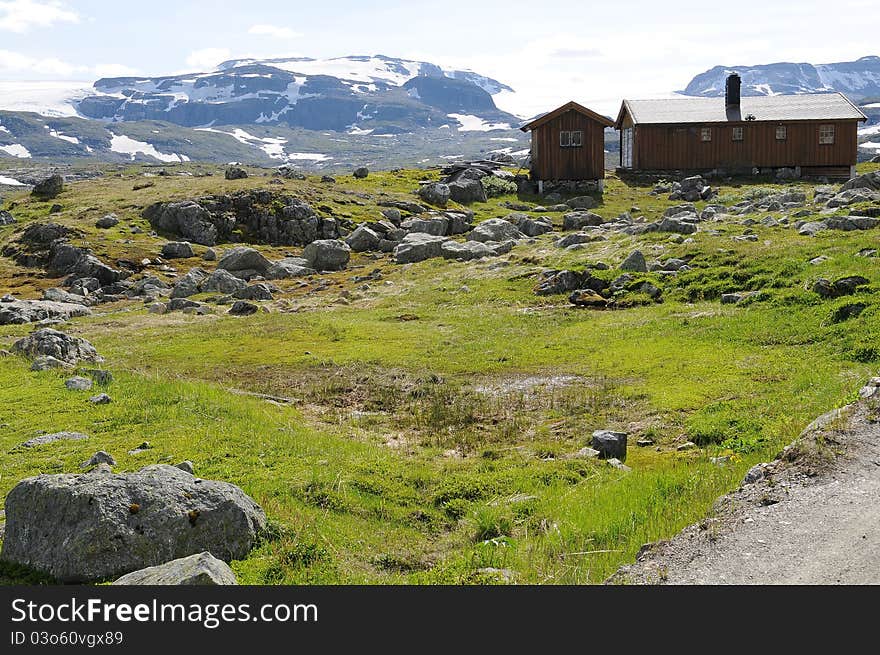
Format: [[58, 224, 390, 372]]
[[1, 160, 879, 583]]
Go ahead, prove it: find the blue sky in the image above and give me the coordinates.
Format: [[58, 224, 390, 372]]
[[0, 0, 876, 116]]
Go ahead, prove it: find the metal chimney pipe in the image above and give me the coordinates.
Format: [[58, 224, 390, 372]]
[[725, 73, 741, 109]]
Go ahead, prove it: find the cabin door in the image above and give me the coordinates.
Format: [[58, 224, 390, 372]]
[[621, 128, 633, 168]]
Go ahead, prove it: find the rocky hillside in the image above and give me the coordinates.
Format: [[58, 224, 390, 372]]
[[681, 56, 880, 101]]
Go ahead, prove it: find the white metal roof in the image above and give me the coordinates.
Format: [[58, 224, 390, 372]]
[[620, 92, 867, 126]]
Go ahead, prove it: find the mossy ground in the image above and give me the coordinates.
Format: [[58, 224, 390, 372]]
[[1, 161, 879, 584]]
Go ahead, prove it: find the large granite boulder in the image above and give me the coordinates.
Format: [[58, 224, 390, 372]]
[[0, 299, 91, 325], [143, 201, 218, 246], [32, 175, 64, 199], [12, 328, 102, 364], [0, 464, 266, 582], [303, 239, 351, 271], [393, 233, 449, 264], [467, 218, 523, 243], [217, 246, 272, 279]]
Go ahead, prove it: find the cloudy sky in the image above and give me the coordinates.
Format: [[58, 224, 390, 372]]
[[0, 0, 876, 116]]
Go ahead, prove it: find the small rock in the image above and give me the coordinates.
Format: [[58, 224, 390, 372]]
[[592, 430, 627, 460], [21, 431, 89, 448], [112, 552, 237, 585], [89, 393, 112, 404], [225, 166, 248, 180], [65, 376, 93, 391], [95, 214, 119, 229], [176, 461, 194, 474], [606, 458, 632, 471], [352, 167, 369, 179], [677, 441, 697, 451], [228, 301, 258, 316], [82, 451, 116, 468]]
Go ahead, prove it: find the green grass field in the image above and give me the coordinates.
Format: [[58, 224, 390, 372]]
[[1, 161, 878, 583]]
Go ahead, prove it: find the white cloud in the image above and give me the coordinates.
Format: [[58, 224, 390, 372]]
[[185, 48, 232, 71], [93, 63, 138, 78], [0, 48, 85, 76], [0, 0, 78, 33], [248, 24, 303, 39]]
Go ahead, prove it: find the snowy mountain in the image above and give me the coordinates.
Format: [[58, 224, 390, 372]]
[[0, 55, 530, 169], [681, 56, 880, 101], [74, 55, 518, 133]]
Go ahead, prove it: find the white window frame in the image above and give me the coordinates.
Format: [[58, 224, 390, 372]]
[[732, 126, 744, 142], [776, 125, 787, 141], [559, 130, 583, 148], [819, 124, 835, 145], [701, 127, 712, 142]]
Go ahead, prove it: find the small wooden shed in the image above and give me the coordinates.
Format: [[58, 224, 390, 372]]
[[520, 101, 614, 188]]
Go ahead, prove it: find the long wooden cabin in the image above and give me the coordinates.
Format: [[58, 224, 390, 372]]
[[615, 74, 867, 179], [520, 101, 614, 190]]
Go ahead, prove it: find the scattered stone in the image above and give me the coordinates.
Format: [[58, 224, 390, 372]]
[[112, 552, 237, 586], [620, 250, 648, 272], [562, 211, 603, 230], [202, 269, 247, 295], [95, 214, 119, 229], [12, 329, 102, 364], [31, 175, 64, 199], [176, 461, 194, 474], [637, 438, 655, 447], [448, 178, 487, 204], [591, 430, 627, 460], [225, 166, 248, 180], [30, 355, 71, 371], [228, 301, 258, 316], [89, 393, 112, 404], [467, 218, 522, 243], [0, 299, 92, 326], [303, 239, 351, 271], [202, 248, 217, 261], [677, 441, 697, 451], [565, 195, 598, 210], [393, 233, 449, 264], [345, 224, 382, 252], [606, 458, 632, 471], [569, 289, 607, 308], [20, 431, 89, 448], [232, 283, 274, 301], [352, 167, 369, 179], [571, 447, 600, 459], [128, 441, 152, 455], [216, 246, 272, 279], [743, 462, 771, 485], [65, 376, 93, 391], [0, 464, 267, 582], [161, 242, 195, 259], [82, 451, 116, 468]]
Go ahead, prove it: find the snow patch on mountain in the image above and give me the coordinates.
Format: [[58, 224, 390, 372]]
[[47, 127, 79, 144], [0, 144, 31, 158], [448, 113, 512, 131], [110, 134, 189, 163], [0, 81, 93, 117], [0, 175, 25, 185]]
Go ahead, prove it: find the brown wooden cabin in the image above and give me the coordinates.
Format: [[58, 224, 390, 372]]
[[520, 101, 614, 188], [614, 74, 867, 179]]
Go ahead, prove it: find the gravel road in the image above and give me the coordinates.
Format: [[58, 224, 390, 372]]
[[609, 394, 880, 585]]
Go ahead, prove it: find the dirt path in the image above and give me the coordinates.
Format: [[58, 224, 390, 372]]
[[609, 389, 880, 585]]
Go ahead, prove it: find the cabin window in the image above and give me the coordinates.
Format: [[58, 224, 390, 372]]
[[819, 124, 835, 145], [776, 126, 787, 141], [732, 127, 744, 141], [701, 127, 712, 142], [559, 130, 583, 148]]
